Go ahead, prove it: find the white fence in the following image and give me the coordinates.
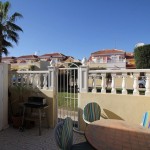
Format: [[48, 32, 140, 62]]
[[79, 66, 150, 96]]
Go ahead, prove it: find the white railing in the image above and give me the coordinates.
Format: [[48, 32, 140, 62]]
[[79, 65, 150, 96], [9, 64, 57, 91], [9, 70, 49, 89]]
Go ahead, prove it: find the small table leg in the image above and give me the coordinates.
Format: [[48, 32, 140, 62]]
[[39, 108, 41, 136], [45, 109, 49, 128]]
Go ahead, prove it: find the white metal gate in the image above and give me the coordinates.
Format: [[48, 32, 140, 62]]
[[57, 66, 79, 127]]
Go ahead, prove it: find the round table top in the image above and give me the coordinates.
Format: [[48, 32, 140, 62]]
[[85, 119, 150, 150]]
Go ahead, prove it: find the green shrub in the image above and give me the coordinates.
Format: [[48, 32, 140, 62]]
[[134, 44, 150, 68]]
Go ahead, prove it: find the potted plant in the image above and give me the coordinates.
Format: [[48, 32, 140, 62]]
[[9, 84, 28, 128]]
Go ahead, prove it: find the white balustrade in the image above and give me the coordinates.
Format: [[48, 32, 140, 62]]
[[92, 75, 97, 93], [26, 74, 30, 87], [88, 69, 150, 96], [122, 73, 127, 95], [145, 73, 150, 96], [101, 73, 106, 93], [36, 74, 41, 89], [111, 73, 116, 94], [133, 73, 139, 95], [9, 70, 51, 90], [20, 74, 24, 87], [43, 74, 48, 90], [9, 67, 150, 96]]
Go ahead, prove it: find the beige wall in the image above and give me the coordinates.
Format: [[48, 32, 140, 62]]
[[9, 88, 57, 128], [78, 93, 150, 131]]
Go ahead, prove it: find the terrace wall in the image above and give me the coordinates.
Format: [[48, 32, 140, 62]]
[[78, 93, 150, 131]]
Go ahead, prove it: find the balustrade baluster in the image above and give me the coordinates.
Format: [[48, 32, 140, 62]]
[[92, 75, 97, 93], [122, 73, 127, 95], [133, 73, 139, 95], [26, 74, 30, 87], [36, 74, 41, 89], [32, 74, 36, 88], [43, 74, 48, 89], [111, 73, 116, 94], [101, 73, 106, 93]]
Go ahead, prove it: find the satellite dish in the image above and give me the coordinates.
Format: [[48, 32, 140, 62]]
[[34, 51, 37, 55], [135, 43, 145, 48]]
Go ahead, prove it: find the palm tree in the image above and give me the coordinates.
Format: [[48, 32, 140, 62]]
[[0, 1, 23, 62]]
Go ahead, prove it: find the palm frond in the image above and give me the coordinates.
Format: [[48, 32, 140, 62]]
[[3, 1, 10, 19], [0, 1, 23, 62], [2, 39, 13, 47], [10, 12, 23, 22], [7, 21, 23, 32], [0, 1, 3, 13], [7, 30, 19, 39], [7, 34, 18, 44], [2, 47, 8, 55]]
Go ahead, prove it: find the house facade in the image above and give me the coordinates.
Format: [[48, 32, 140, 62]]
[[17, 55, 39, 63], [89, 49, 126, 69], [126, 52, 136, 69], [39, 53, 66, 63], [2, 57, 17, 64], [3, 53, 79, 71]]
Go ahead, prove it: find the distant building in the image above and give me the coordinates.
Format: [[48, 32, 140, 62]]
[[89, 49, 126, 69], [39, 53, 66, 63], [2, 56, 17, 64], [17, 55, 39, 63], [2, 52, 79, 71], [39, 53, 80, 67], [126, 52, 136, 69]]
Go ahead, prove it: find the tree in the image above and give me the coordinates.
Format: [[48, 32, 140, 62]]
[[0, 1, 23, 62], [134, 44, 150, 69]]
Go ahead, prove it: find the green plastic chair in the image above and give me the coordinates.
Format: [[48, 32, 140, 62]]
[[141, 111, 150, 128], [83, 102, 101, 124], [54, 117, 95, 150]]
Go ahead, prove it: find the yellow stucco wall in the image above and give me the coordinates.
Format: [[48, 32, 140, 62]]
[[78, 93, 150, 131], [9, 88, 57, 128]]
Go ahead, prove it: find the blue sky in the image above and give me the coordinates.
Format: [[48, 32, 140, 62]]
[[3, 0, 150, 59]]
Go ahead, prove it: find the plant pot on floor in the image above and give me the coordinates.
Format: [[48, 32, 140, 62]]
[[12, 115, 22, 128]]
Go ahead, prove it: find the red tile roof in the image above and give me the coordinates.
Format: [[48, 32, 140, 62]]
[[39, 53, 66, 58], [17, 55, 38, 59], [91, 49, 125, 56]]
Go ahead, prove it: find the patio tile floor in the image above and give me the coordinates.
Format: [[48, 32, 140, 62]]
[[0, 126, 86, 150]]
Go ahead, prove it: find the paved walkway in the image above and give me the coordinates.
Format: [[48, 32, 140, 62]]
[[0, 126, 86, 150]]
